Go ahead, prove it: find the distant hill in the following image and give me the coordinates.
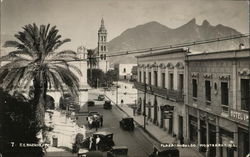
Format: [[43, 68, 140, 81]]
[[107, 18, 249, 64]]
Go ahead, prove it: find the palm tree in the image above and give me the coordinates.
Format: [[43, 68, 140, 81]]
[[87, 49, 97, 85], [0, 23, 81, 129]]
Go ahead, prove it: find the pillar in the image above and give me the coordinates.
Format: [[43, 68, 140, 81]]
[[197, 110, 201, 147], [206, 118, 210, 157], [185, 106, 190, 143], [216, 117, 221, 157]]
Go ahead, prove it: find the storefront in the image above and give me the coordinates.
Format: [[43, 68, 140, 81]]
[[189, 115, 198, 144], [160, 105, 174, 134]]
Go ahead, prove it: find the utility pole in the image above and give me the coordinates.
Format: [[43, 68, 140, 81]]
[[143, 75, 147, 129], [116, 81, 118, 106], [248, 78, 250, 156]]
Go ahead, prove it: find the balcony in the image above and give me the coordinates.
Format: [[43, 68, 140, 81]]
[[134, 82, 184, 102]]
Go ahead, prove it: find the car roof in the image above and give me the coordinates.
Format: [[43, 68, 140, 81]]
[[93, 131, 113, 136]]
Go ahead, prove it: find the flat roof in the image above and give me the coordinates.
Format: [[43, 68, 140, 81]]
[[136, 48, 188, 58]]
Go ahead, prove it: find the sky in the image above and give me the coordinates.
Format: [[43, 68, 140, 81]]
[[1, 0, 249, 51]]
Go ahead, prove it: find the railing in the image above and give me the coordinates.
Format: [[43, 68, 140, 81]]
[[134, 82, 184, 102]]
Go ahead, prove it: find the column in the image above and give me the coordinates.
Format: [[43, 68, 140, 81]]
[[216, 117, 221, 157], [206, 117, 210, 157], [232, 60, 237, 109], [185, 106, 190, 144], [197, 110, 201, 147], [233, 126, 238, 157]]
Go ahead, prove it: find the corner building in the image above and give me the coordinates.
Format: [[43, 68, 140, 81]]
[[135, 48, 189, 141], [186, 48, 250, 157]]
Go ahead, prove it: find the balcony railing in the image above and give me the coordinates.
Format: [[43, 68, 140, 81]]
[[134, 82, 184, 102]]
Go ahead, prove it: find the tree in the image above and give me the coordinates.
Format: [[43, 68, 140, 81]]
[[104, 69, 118, 87], [87, 49, 97, 84], [0, 89, 43, 157], [0, 23, 81, 129]]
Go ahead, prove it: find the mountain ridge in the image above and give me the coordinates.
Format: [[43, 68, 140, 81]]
[[107, 18, 248, 64]]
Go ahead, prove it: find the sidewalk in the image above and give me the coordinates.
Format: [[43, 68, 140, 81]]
[[104, 90, 203, 157]]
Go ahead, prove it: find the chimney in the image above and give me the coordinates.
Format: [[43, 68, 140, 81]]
[[239, 43, 245, 49]]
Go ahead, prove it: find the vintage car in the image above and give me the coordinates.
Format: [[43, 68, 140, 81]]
[[103, 100, 112, 109], [78, 150, 104, 157], [107, 146, 129, 157], [93, 131, 115, 151], [81, 131, 115, 152], [119, 118, 134, 131], [149, 143, 179, 157], [87, 100, 95, 107], [86, 112, 102, 128], [98, 94, 105, 101]]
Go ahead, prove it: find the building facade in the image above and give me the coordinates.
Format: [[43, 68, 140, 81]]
[[97, 18, 109, 73], [114, 63, 137, 80], [135, 48, 189, 141], [186, 48, 250, 157]]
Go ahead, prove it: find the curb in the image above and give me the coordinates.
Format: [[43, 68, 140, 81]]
[[104, 94, 162, 145]]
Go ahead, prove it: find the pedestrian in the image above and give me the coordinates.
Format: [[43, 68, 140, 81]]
[[95, 120, 99, 131], [89, 117, 93, 129], [96, 135, 101, 150], [89, 135, 93, 150], [100, 116, 103, 127], [121, 99, 124, 107], [179, 136, 184, 145], [172, 134, 178, 145]]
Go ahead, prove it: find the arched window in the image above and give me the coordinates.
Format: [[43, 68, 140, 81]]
[[101, 46, 103, 51], [104, 46, 106, 51]]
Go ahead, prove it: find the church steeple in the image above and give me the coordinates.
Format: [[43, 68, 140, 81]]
[[97, 18, 109, 73], [98, 18, 107, 55], [98, 18, 107, 33]]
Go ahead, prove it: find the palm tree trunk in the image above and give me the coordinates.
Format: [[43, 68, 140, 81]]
[[33, 76, 47, 129]]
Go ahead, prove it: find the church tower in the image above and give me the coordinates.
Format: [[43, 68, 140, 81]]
[[97, 18, 109, 73]]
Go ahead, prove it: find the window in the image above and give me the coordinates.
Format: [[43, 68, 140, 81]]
[[205, 80, 211, 102], [101, 46, 103, 51], [104, 46, 106, 51], [221, 82, 228, 105], [192, 79, 197, 98], [124, 76, 126, 79], [123, 68, 126, 73], [154, 71, 158, 86], [100, 54, 103, 60], [139, 71, 141, 82], [241, 79, 250, 111], [149, 72, 152, 85], [179, 74, 184, 91], [162, 73, 165, 88], [169, 73, 173, 90], [103, 54, 106, 60]]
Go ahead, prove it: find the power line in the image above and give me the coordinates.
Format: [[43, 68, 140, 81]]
[[0, 33, 249, 64]]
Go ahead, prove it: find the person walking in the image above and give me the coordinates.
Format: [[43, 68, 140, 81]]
[[89, 135, 93, 150], [96, 135, 101, 150], [95, 120, 99, 131], [100, 116, 103, 127], [121, 99, 124, 107], [172, 134, 178, 146]]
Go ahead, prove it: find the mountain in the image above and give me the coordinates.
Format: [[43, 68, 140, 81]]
[[107, 18, 248, 64]]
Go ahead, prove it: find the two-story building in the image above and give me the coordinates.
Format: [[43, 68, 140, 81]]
[[135, 48, 189, 139], [114, 63, 137, 80], [185, 48, 250, 157]]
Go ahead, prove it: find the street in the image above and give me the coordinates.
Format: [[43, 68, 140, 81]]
[[86, 90, 154, 157]]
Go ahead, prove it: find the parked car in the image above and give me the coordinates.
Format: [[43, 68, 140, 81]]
[[98, 94, 105, 101], [81, 131, 115, 152], [149, 143, 179, 157], [86, 112, 102, 128], [87, 100, 95, 107], [93, 131, 115, 151], [107, 146, 129, 157], [119, 117, 134, 131], [103, 100, 112, 109]]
